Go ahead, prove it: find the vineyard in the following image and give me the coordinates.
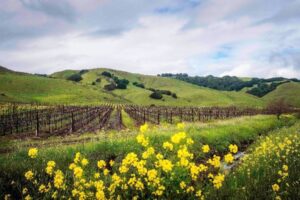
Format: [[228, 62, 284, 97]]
[[0, 103, 289, 137]]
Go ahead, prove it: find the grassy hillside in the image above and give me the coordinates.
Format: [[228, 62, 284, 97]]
[[263, 82, 300, 107], [52, 68, 265, 107], [0, 71, 126, 104], [2, 66, 299, 107]]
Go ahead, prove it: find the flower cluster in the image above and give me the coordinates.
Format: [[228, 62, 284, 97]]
[[20, 123, 243, 199], [28, 148, 38, 159]]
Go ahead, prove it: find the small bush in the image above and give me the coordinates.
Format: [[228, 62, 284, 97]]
[[67, 74, 82, 82], [172, 93, 177, 98], [160, 90, 172, 95], [102, 71, 112, 78], [79, 70, 89, 75], [150, 91, 163, 99], [95, 78, 101, 83], [133, 82, 145, 88]]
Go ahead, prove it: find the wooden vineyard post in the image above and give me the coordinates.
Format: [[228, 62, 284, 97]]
[[35, 111, 39, 137], [170, 111, 173, 124], [191, 108, 194, 122], [71, 112, 75, 133], [143, 109, 146, 124], [180, 109, 183, 122], [157, 110, 160, 124]]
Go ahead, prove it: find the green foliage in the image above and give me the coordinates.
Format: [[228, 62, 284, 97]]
[[115, 78, 129, 89], [247, 81, 289, 97], [214, 122, 300, 200], [161, 73, 299, 92], [133, 82, 145, 88], [67, 73, 82, 82], [0, 115, 295, 199], [150, 91, 163, 99], [101, 71, 112, 78]]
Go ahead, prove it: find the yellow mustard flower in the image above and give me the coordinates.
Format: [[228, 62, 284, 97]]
[[202, 145, 210, 153], [176, 122, 185, 130], [54, 170, 64, 189], [224, 153, 234, 164], [24, 170, 34, 181], [81, 158, 89, 166], [163, 141, 173, 151], [212, 173, 225, 189], [140, 123, 148, 133], [28, 148, 38, 159], [272, 183, 280, 192], [97, 160, 106, 169], [229, 144, 238, 154]]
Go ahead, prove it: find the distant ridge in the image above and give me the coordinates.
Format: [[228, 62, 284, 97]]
[[0, 66, 13, 73]]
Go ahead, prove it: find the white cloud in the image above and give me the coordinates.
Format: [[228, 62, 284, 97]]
[[0, 0, 300, 78]]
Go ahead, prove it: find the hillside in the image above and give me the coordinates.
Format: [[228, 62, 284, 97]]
[[0, 70, 126, 104], [1, 66, 299, 107], [263, 82, 300, 107], [51, 68, 265, 107]]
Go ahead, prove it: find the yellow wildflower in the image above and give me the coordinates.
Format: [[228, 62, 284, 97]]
[[171, 132, 186, 144], [109, 160, 115, 166], [176, 122, 185, 130], [224, 153, 234, 164], [212, 173, 225, 189], [163, 141, 173, 151], [54, 170, 64, 189], [97, 160, 106, 169], [25, 170, 34, 181], [272, 183, 280, 192], [136, 134, 149, 147], [28, 148, 38, 159], [229, 144, 238, 154], [73, 167, 83, 178], [282, 164, 288, 171], [74, 152, 81, 164], [39, 184, 47, 193], [81, 158, 89, 166], [25, 195, 32, 200], [180, 181, 186, 189], [202, 145, 210, 153], [140, 123, 148, 133], [103, 169, 110, 176], [187, 138, 194, 145]]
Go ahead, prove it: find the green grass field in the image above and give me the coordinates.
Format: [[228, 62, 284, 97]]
[[0, 115, 298, 199]]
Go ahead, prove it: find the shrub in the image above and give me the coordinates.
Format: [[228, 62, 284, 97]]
[[79, 70, 89, 75], [101, 71, 112, 78], [160, 90, 172, 96], [150, 91, 163, 99], [95, 78, 101, 83], [133, 82, 145, 88], [116, 79, 129, 89], [172, 93, 177, 98], [67, 74, 82, 82]]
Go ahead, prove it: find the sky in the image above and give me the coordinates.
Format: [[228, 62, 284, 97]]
[[0, 0, 300, 78]]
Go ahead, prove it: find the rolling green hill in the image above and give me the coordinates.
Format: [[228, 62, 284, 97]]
[[51, 68, 265, 107], [263, 82, 300, 107], [0, 69, 125, 104], [1, 66, 299, 107]]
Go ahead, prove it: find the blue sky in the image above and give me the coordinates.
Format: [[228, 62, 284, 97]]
[[0, 0, 300, 78]]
